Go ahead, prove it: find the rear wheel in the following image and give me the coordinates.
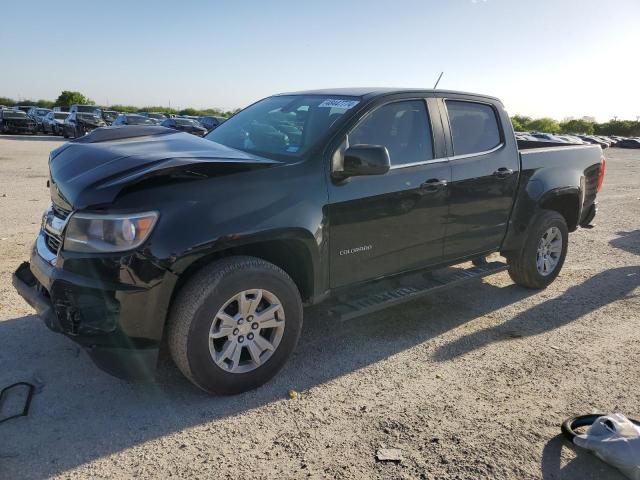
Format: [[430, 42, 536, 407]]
[[167, 256, 303, 395], [508, 210, 568, 289]]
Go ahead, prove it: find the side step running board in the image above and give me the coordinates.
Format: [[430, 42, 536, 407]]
[[328, 261, 508, 321]]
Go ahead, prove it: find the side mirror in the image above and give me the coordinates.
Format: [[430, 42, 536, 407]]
[[338, 145, 391, 179]]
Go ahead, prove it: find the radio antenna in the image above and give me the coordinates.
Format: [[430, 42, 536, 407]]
[[433, 72, 444, 89]]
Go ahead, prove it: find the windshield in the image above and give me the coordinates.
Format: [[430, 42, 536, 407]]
[[54, 113, 68, 120], [128, 115, 156, 125], [3, 111, 27, 119], [36, 109, 50, 116], [102, 111, 117, 121], [205, 95, 360, 160], [148, 113, 166, 120]]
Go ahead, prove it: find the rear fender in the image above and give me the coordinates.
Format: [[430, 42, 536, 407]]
[[501, 169, 582, 254]]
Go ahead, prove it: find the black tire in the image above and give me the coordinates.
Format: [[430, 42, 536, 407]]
[[167, 256, 303, 395], [508, 210, 568, 289]]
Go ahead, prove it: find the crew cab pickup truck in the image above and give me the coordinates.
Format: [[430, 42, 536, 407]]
[[13, 88, 605, 394]]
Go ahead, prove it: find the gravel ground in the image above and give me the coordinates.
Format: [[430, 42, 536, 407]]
[[0, 136, 638, 480]]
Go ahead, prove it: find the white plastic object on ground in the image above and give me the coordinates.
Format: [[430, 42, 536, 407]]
[[573, 413, 640, 480]]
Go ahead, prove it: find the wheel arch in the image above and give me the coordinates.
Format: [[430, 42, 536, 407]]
[[539, 188, 581, 232], [501, 185, 581, 254], [169, 232, 320, 314]]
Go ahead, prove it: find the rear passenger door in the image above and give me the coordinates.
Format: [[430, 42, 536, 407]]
[[440, 98, 519, 260], [327, 97, 451, 288]]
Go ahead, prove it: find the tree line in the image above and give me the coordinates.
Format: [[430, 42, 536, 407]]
[[0, 91, 238, 118], [511, 115, 640, 137], [2, 91, 638, 136]]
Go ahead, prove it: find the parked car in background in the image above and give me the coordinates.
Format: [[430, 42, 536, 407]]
[[531, 133, 569, 143], [69, 104, 101, 116], [199, 116, 227, 132], [100, 110, 119, 125], [578, 135, 609, 149], [15, 105, 36, 114], [555, 135, 586, 144], [598, 136, 617, 147], [53, 106, 69, 112], [138, 112, 167, 122], [161, 117, 208, 136], [62, 112, 106, 138], [42, 111, 69, 135], [0, 109, 37, 134], [27, 107, 52, 132], [616, 138, 640, 149], [112, 114, 158, 126], [515, 133, 539, 142]]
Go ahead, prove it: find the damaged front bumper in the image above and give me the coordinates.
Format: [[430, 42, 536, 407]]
[[12, 232, 178, 380]]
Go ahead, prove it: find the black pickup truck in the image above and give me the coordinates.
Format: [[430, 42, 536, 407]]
[[13, 88, 605, 394]]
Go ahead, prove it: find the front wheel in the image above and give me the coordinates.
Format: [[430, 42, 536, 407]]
[[508, 210, 568, 289], [167, 256, 303, 395]]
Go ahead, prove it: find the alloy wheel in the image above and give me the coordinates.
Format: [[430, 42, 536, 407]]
[[208, 289, 285, 374], [536, 226, 563, 276]]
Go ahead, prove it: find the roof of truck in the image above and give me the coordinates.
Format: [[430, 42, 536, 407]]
[[277, 87, 501, 103]]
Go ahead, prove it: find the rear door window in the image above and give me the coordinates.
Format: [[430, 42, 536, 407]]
[[445, 100, 501, 156], [348, 100, 433, 166]]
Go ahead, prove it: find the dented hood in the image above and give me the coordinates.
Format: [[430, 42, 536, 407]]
[[48, 126, 281, 209]]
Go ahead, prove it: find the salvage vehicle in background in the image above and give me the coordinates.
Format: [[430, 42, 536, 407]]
[[578, 135, 610, 149], [199, 115, 226, 132], [13, 88, 606, 395], [27, 107, 52, 132], [112, 113, 158, 126], [69, 104, 101, 116], [138, 112, 167, 122], [555, 135, 586, 144], [41, 111, 69, 135], [531, 132, 574, 143], [100, 110, 119, 125], [15, 105, 36, 114], [160, 117, 207, 136], [616, 138, 640, 148], [0, 109, 37, 134], [62, 112, 106, 138]]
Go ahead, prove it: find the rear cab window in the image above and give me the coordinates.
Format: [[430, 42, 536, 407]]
[[445, 100, 502, 156]]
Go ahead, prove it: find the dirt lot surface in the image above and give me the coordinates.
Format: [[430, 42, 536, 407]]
[[0, 136, 638, 479]]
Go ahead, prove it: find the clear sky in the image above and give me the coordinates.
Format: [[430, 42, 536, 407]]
[[1, 0, 638, 121]]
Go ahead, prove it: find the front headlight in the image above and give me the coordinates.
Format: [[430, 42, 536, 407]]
[[63, 211, 158, 253]]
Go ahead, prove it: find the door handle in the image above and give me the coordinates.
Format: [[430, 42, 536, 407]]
[[493, 167, 514, 178], [420, 178, 448, 192]]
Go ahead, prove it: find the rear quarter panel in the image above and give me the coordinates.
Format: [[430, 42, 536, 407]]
[[501, 144, 602, 253]]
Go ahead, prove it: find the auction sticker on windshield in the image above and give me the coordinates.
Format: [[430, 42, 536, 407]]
[[318, 99, 360, 109]]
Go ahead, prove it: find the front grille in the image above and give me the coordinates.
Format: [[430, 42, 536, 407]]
[[44, 203, 71, 254], [46, 232, 62, 252], [52, 203, 71, 220]]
